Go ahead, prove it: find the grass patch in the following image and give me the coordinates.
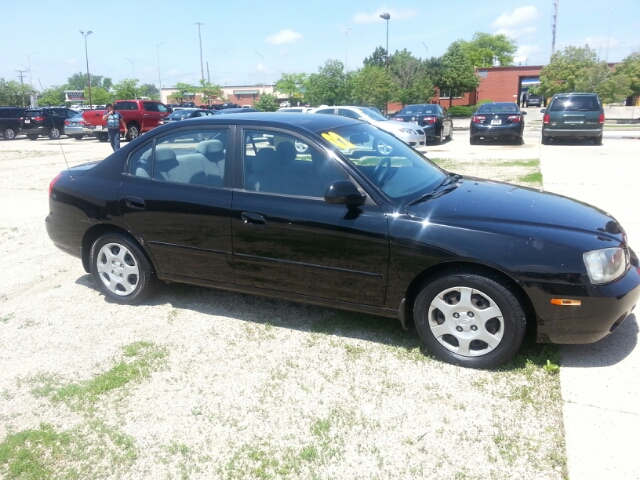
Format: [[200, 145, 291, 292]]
[[1, 313, 14, 324], [431, 158, 542, 188]]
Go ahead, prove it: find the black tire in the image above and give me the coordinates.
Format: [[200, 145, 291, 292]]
[[96, 133, 109, 142], [27, 134, 38, 140], [3, 127, 17, 140], [413, 272, 526, 369], [541, 135, 549, 145], [593, 135, 602, 146], [125, 124, 140, 142], [434, 130, 443, 145], [469, 136, 477, 145], [517, 135, 525, 145], [48, 126, 61, 140], [445, 126, 453, 141], [90, 232, 157, 304], [71, 135, 84, 140]]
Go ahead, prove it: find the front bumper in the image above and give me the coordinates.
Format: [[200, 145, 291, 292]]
[[532, 256, 640, 344], [20, 126, 49, 136], [393, 130, 426, 147]]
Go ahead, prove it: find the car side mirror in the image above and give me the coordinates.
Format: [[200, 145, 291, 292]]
[[540, 109, 546, 114], [324, 181, 366, 206]]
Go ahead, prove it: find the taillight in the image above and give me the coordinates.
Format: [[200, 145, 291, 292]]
[[422, 116, 437, 124], [49, 174, 62, 198], [598, 113, 605, 124], [33, 116, 44, 121], [472, 115, 485, 123], [395, 117, 404, 121], [64, 120, 70, 125], [507, 115, 522, 123], [543, 113, 550, 124]]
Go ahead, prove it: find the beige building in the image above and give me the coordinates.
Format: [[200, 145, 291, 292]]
[[160, 84, 284, 107]]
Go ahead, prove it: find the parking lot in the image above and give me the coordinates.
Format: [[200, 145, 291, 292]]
[[1, 129, 638, 479]]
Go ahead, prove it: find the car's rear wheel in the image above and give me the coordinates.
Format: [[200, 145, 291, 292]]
[[517, 135, 524, 145], [27, 134, 38, 140], [469, 136, 477, 145], [445, 126, 453, 141], [593, 135, 602, 145], [71, 135, 84, 140], [434, 130, 443, 145], [90, 232, 157, 304], [413, 272, 526, 368], [541, 135, 549, 145], [48, 126, 61, 140], [96, 133, 109, 142], [3, 127, 17, 140], [125, 124, 140, 141]]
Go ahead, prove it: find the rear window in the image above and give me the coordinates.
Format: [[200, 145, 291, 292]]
[[399, 105, 438, 115], [549, 95, 601, 112], [25, 110, 44, 117], [477, 103, 519, 114]]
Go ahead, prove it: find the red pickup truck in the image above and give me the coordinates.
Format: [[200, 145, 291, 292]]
[[82, 99, 170, 142]]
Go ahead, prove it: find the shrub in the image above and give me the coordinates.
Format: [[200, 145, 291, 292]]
[[447, 100, 494, 117]]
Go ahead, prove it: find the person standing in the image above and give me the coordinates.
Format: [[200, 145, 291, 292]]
[[102, 104, 126, 151], [521, 92, 528, 108]]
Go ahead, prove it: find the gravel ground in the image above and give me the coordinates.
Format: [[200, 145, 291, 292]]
[[0, 138, 564, 480]]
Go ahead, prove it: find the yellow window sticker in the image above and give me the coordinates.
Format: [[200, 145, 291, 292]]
[[321, 131, 356, 150]]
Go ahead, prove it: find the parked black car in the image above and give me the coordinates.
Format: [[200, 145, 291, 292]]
[[20, 107, 79, 140], [0, 106, 27, 140], [541, 93, 604, 145], [392, 104, 453, 144], [160, 108, 215, 125], [45, 113, 640, 369], [470, 102, 526, 144]]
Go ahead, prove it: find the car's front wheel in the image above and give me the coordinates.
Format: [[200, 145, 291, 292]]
[[27, 134, 38, 140], [90, 233, 157, 304], [71, 135, 84, 140], [3, 127, 17, 140], [413, 272, 526, 368]]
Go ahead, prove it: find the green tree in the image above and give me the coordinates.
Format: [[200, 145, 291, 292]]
[[169, 82, 197, 104], [37, 86, 67, 106], [351, 65, 394, 111], [459, 32, 517, 67], [304, 60, 349, 106], [0, 78, 34, 106], [275, 73, 306, 105], [88, 87, 113, 105], [597, 74, 632, 104], [363, 47, 388, 68], [434, 42, 480, 107], [196, 79, 223, 105], [139, 83, 160, 100], [253, 93, 279, 112], [66, 72, 111, 90], [613, 52, 640, 96], [539, 46, 599, 97], [389, 49, 436, 106], [112, 79, 140, 100]]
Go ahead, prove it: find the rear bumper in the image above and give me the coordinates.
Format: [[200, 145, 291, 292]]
[[542, 128, 602, 138], [20, 126, 49, 135], [470, 123, 522, 138]]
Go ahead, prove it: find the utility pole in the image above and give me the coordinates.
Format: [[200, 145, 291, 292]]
[[344, 28, 351, 73], [196, 22, 205, 82], [551, 0, 559, 58], [156, 42, 167, 90], [16, 70, 27, 107], [27, 52, 36, 107], [380, 13, 390, 72]]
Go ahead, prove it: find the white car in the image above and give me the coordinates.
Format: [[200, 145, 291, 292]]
[[276, 106, 313, 113], [308, 106, 426, 152]]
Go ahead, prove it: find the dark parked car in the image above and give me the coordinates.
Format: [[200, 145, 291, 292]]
[[213, 107, 259, 114], [541, 93, 604, 145], [45, 113, 640, 369], [392, 104, 453, 144], [20, 107, 79, 140], [0, 106, 27, 140], [160, 108, 215, 125], [526, 94, 542, 107], [470, 102, 526, 144]]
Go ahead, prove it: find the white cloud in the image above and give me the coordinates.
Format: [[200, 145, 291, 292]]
[[494, 26, 537, 39], [492, 6, 540, 28], [514, 44, 542, 64], [353, 8, 418, 24], [584, 36, 620, 49], [265, 29, 302, 45]]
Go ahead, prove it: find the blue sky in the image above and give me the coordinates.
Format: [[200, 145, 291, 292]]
[[2, 0, 638, 91]]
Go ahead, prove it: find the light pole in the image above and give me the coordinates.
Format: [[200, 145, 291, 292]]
[[124, 57, 135, 79], [196, 23, 205, 82], [344, 28, 351, 72], [156, 42, 167, 90], [421, 42, 428, 59], [380, 13, 390, 72], [79, 30, 93, 108], [254, 50, 265, 93], [26, 52, 36, 107]]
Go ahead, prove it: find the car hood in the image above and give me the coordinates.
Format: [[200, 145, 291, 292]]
[[404, 177, 624, 244]]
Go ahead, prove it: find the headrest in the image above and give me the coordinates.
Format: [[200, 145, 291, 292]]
[[154, 146, 178, 171], [276, 141, 297, 164], [196, 139, 224, 155], [252, 148, 277, 175]]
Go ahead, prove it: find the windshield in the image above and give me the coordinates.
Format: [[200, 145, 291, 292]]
[[549, 96, 601, 112], [360, 108, 388, 122], [316, 123, 446, 201]]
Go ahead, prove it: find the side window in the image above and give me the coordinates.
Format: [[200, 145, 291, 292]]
[[243, 129, 347, 197], [338, 109, 361, 120], [315, 109, 335, 115], [157, 103, 169, 113], [129, 129, 228, 187], [143, 102, 159, 112]]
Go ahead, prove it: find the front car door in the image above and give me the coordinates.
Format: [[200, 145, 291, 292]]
[[118, 125, 234, 283], [231, 127, 389, 306]]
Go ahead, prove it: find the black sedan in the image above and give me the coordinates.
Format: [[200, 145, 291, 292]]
[[470, 102, 526, 144], [392, 103, 453, 144], [45, 113, 640, 369]]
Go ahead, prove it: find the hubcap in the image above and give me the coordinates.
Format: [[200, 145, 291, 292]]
[[96, 243, 140, 296], [5, 129, 15, 139], [427, 286, 504, 357], [376, 141, 393, 155]]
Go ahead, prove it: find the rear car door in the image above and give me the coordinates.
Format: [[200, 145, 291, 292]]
[[118, 125, 234, 283], [231, 127, 390, 306]]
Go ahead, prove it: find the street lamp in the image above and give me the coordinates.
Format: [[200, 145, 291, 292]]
[[344, 28, 351, 72], [380, 13, 390, 71], [156, 42, 167, 90], [79, 30, 93, 108], [254, 50, 265, 93], [124, 57, 135, 79], [421, 42, 428, 58], [27, 52, 36, 107]]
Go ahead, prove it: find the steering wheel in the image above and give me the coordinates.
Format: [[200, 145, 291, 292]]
[[372, 157, 392, 186]]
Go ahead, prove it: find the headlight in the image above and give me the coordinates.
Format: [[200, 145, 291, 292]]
[[399, 128, 418, 135], [583, 247, 627, 284]]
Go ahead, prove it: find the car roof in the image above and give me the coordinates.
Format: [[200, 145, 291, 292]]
[[161, 111, 360, 133]]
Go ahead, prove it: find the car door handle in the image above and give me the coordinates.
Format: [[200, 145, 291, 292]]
[[125, 196, 146, 210], [241, 212, 266, 227]]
